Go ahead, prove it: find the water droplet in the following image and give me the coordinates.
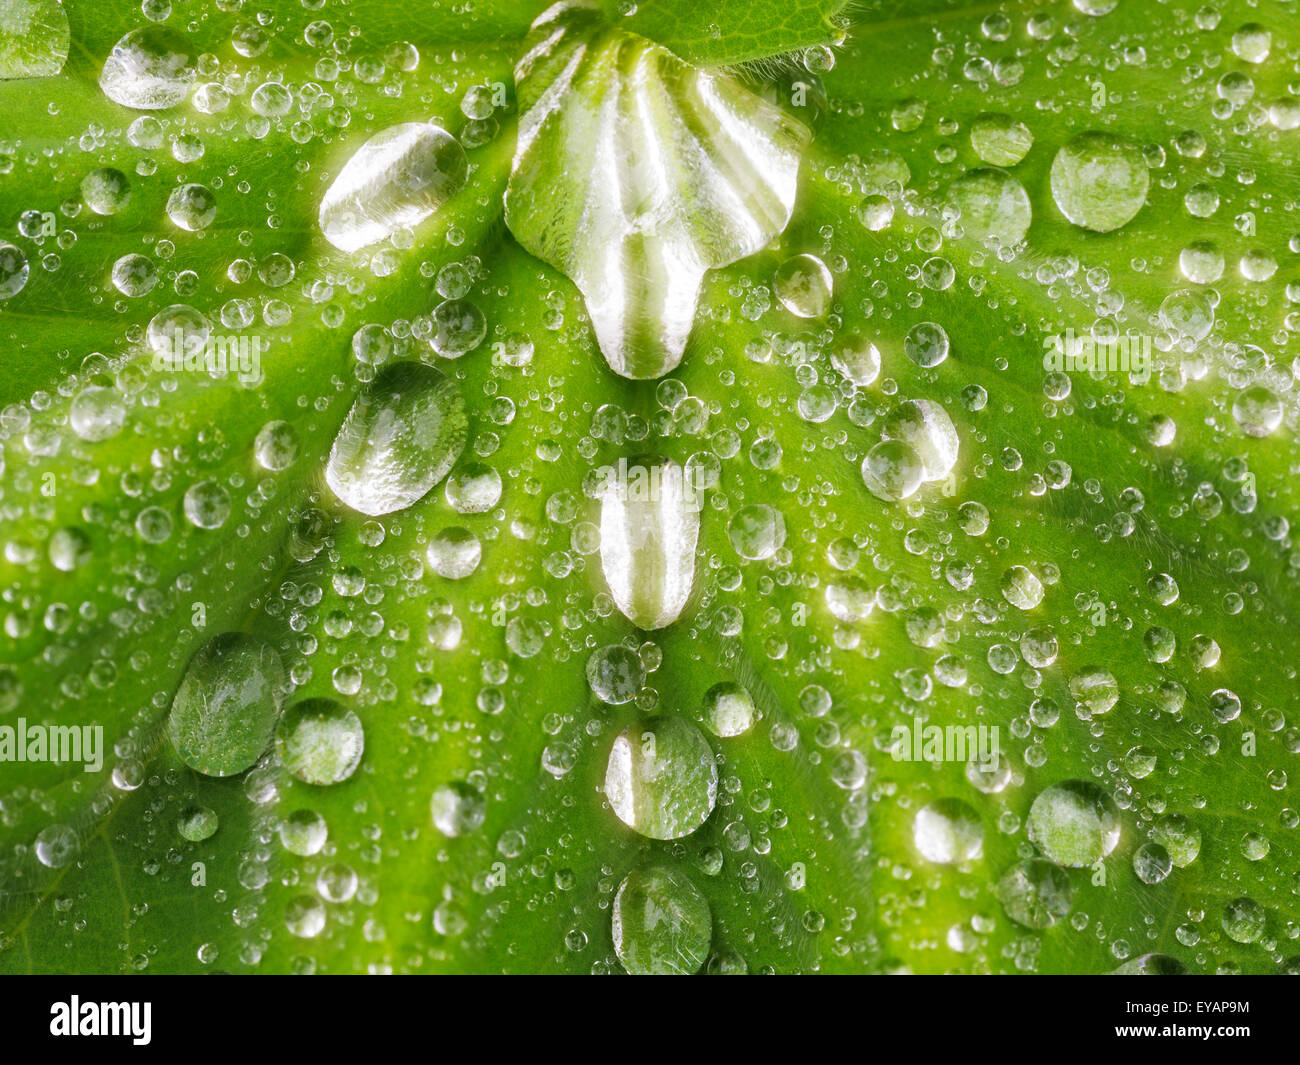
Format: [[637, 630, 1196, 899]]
[[997, 859, 1073, 928], [599, 457, 699, 629], [0, 242, 30, 299], [903, 321, 950, 367], [169, 633, 286, 777], [882, 399, 959, 482], [326, 362, 467, 516], [430, 781, 485, 836], [774, 254, 833, 318], [948, 168, 1031, 245], [1000, 565, 1043, 610], [605, 716, 717, 839], [913, 798, 984, 863], [99, 26, 196, 110], [970, 112, 1033, 165], [279, 809, 328, 856], [726, 503, 786, 560], [69, 386, 126, 441], [1232, 386, 1282, 437], [1050, 131, 1148, 232], [276, 698, 364, 785], [319, 123, 467, 252], [612, 865, 711, 975], [586, 644, 646, 704], [700, 682, 755, 738], [426, 527, 482, 579], [1027, 780, 1120, 866], [861, 439, 924, 501], [177, 806, 218, 842]]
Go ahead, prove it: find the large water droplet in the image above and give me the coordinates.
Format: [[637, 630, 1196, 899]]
[[599, 457, 699, 629], [948, 167, 1031, 245], [913, 798, 984, 863], [1050, 131, 1148, 232], [326, 361, 467, 516], [99, 26, 197, 110], [319, 123, 467, 253], [1027, 780, 1120, 866], [169, 633, 286, 777], [276, 698, 365, 785], [605, 716, 718, 839], [612, 865, 712, 975]]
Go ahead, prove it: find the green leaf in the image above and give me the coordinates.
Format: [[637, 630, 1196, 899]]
[[1, 0, 1298, 977]]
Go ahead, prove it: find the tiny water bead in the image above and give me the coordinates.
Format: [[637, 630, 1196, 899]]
[[612, 865, 712, 975], [831, 335, 881, 386], [1027, 780, 1120, 867], [326, 362, 467, 517], [279, 809, 328, 857], [913, 798, 984, 863], [276, 698, 365, 786], [426, 527, 482, 579], [605, 716, 718, 840], [970, 112, 1033, 165], [177, 806, 218, 842], [947, 167, 1031, 245], [0, 242, 30, 299], [169, 633, 286, 777], [881, 399, 959, 482], [1049, 131, 1149, 232]]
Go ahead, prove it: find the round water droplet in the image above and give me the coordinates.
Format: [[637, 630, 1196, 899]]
[[970, 112, 1034, 165], [605, 716, 718, 840], [1232, 386, 1282, 437], [903, 321, 949, 367], [1069, 666, 1119, 714], [882, 399, 959, 482], [726, 504, 786, 561], [166, 182, 216, 230], [177, 805, 218, 842], [948, 167, 1031, 245], [861, 439, 924, 501], [254, 420, 300, 470], [1027, 780, 1120, 866], [1000, 565, 1043, 610], [700, 681, 755, 738], [81, 167, 131, 215], [279, 809, 328, 856], [612, 865, 711, 976], [445, 463, 502, 513], [99, 26, 197, 110], [169, 633, 286, 777], [35, 824, 79, 869], [69, 386, 126, 441], [913, 798, 984, 863], [183, 479, 231, 529], [276, 698, 364, 785], [1050, 131, 1149, 232], [426, 527, 482, 579], [586, 644, 646, 704], [1222, 897, 1265, 943], [831, 335, 881, 386], [430, 781, 485, 836], [997, 859, 1074, 928], [0, 242, 30, 299]]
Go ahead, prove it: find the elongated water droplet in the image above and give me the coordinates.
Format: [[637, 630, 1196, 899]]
[[599, 457, 699, 629], [326, 361, 467, 516], [605, 716, 717, 839], [319, 122, 467, 252], [612, 865, 712, 975], [169, 633, 286, 777]]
